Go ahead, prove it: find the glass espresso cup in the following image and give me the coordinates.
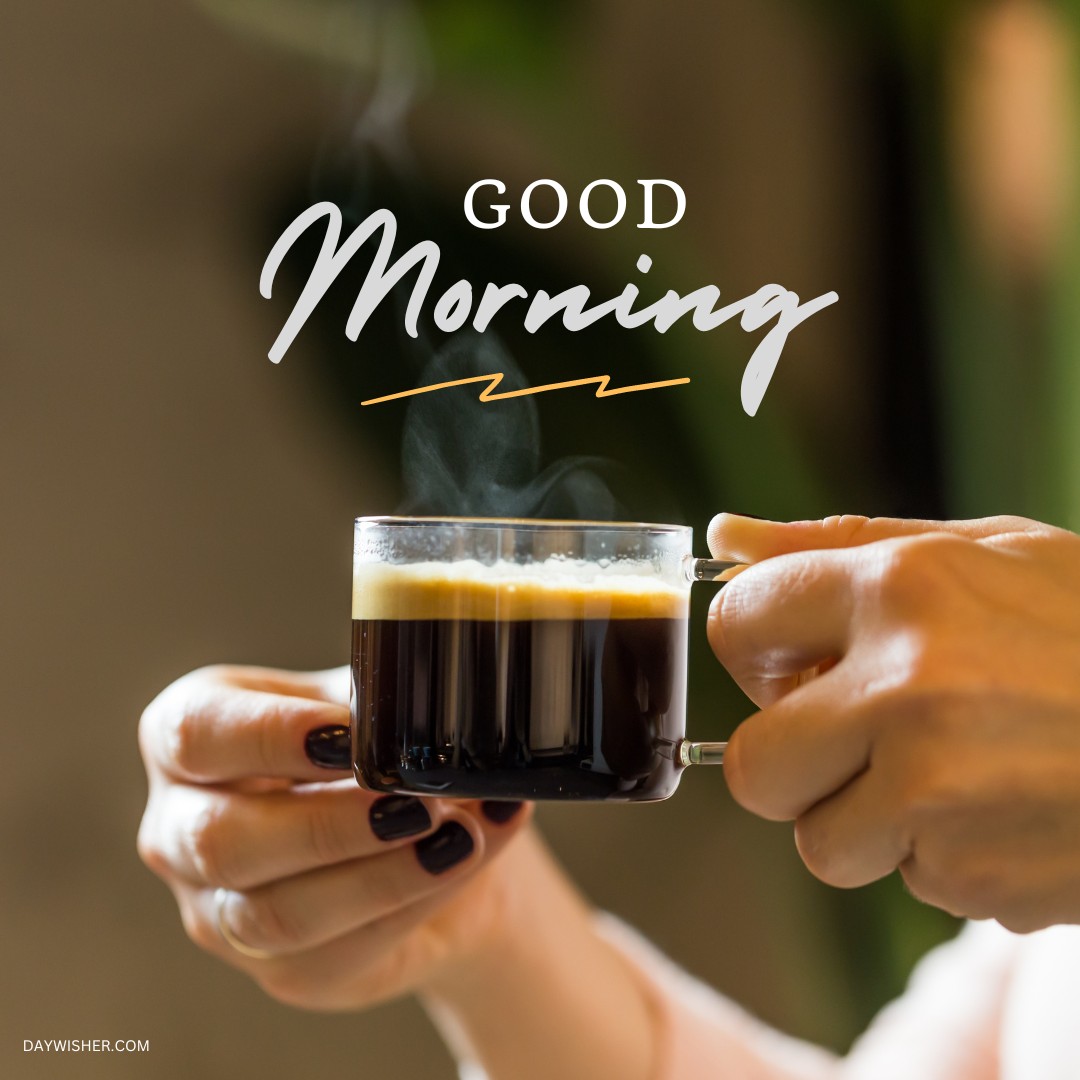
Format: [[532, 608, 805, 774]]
[[351, 517, 732, 802]]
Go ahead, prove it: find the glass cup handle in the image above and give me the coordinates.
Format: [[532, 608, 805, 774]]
[[686, 557, 738, 583], [675, 555, 739, 767], [678, 740, 728, 766]]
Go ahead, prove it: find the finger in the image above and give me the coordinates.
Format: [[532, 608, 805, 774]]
[[141, 672, 351, 783], [145, 780, 444, 890], [724, 665, 872, 821], [793, 769, 910, 888], [240, 665, 350, 708], [246, 804, 532, 1009], [252, 887, 467, 1008], [707, 548, 855, 704], [214, 809, 492, 956], [213, 665, 348, 702], [189, 807, 531, 976], [707, 513, 1041, 564]]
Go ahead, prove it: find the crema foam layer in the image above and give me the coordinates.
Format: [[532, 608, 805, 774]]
[[352, 559, 690, 621]]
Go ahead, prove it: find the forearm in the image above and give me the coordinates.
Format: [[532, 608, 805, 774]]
[[418, 828, 1015, 1080], [420, 828, 658, 1080]]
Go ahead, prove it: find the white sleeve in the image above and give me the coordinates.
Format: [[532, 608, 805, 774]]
[[840, 920, 1019, 1080]]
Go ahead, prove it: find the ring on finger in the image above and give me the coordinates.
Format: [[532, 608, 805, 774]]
[[214, 888, 276, 961]]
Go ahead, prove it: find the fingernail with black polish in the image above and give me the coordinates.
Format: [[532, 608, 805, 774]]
[[370, 795, 432, 841], [304, 725, 351, 769], [416, 822, 474, 875], [481, 800, 524, 824]]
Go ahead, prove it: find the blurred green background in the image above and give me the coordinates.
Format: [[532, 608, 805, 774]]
[[4, 0, 1077, 1076]]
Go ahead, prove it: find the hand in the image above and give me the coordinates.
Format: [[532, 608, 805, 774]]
[[136, 664, 531, 1010], [707, 513, 1080, 933]]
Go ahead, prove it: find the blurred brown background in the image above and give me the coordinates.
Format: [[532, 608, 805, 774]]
[[9, 0, 1072, 1077]]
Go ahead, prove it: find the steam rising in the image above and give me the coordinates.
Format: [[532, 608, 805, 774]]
[[311, 3, 620, 521], [400, 333, 619, 519], [347, 0, 429, 172]]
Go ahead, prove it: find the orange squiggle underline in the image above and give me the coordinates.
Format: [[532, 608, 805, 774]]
[[361, 373, 691, 406]]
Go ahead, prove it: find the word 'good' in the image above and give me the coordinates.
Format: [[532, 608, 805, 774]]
[[464, 178, 686, 230], [260, 202, 838, 416]]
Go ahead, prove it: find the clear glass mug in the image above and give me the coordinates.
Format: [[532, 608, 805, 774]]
[[350, 517, 733, 802]]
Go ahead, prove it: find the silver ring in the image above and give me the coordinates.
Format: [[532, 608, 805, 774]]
[[214, 888, 275, 961]]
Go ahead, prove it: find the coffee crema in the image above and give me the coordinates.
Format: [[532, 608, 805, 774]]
[[351, 560, 689, 621], [351, 562, 689, 801]]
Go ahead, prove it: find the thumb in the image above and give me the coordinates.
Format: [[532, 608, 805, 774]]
[[706, 513, 1040, 563]]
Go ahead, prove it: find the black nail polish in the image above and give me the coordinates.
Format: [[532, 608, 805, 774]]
[[481, 800, 524, 824], [304, 725, 351, 769], [415, 822, 474, 875], [369, 796, 432, 841]]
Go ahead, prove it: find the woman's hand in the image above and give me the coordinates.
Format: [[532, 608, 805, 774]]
[[707, 513, 1080, 933], [137, 664, 657, 1080], [136, 664, 531, 1011]]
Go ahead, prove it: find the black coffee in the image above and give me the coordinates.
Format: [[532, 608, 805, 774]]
[[350, 566, 688, 801]]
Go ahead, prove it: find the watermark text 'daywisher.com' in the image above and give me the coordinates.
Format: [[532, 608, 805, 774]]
[[23, 1038, 149, 1053]]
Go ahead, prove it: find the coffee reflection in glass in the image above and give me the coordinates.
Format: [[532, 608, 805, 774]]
[[351, 517, 730, 803]]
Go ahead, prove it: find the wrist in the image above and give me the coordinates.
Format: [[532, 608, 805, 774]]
[[419, 828, 659, 1080], [421, 827, 591, 1008]]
